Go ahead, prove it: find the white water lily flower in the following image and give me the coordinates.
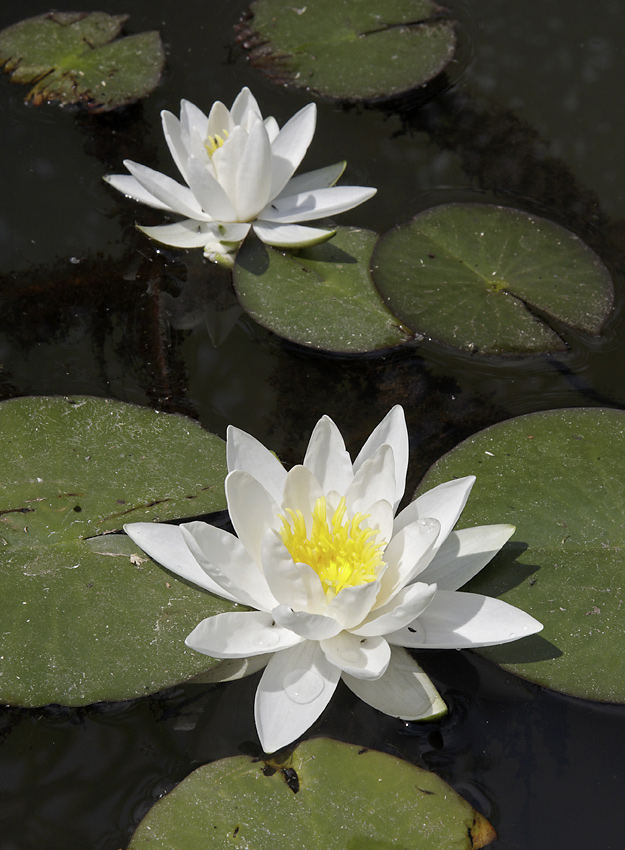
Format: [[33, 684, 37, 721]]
[[125, 407, 542, 753], [104, 87, 376, 266]]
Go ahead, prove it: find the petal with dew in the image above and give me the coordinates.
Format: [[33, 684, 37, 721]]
[[353, 405, 408, 511], [342, 645, 447, 720], [269, 102, 317, 198], [320, 632, 390, 680], [394, 476, 476, 551], [387, 590, 543, 649], [303, 414, 354, 496], [226, 425, 287, 505], [261, 531, 326, 614], [352, 581, 437, 637], [252, 221, 336, 248], [276, 161, 346, 200], [186, 611, 302, 658], [124, 160, 211, 221], [418, 524, 516, 590], [181, 522, 277, 611], [124, 521, 239, 602], [272, 605, 343, 640], [104, 173, 173, 211], [225, 470, 282, 566], [255, 640, 340, 752], [259, 185, 377, 224]]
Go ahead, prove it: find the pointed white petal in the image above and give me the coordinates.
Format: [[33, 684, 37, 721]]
[[303, 415, 354, 496], [180, 98, 209, 139], [124, 160, 210, 220], [225, 470, 282, 566], [212, 125, 248, 209], [264, 115, 280, 142], [259, 185, 377, 224], [137, 221, 216, 249], [124, 522, 239, 601], [272, 605, 343, 640], [104, 173, 173, 211], [234, 121, 273, 221], [321, 632, 390, 680], [260, 531, 326, 613], [186, 156, 237, 221], [419, 524, 516, 590], [269, 102, 317, 197], [226, 425, 287, 505], [387, 590, 543, 649], [161, 110, 191, 182], [353, 406, 408, 511], [376, 518, 440, 606], [365, 499, 395, 544], [181, 522, 277, 611], [255, 641, 340, 752], [352, 581, 437, 637], [344, 444, 397, 517], [281, 464, 323, 534], [186, 611, 302, 658], [231, 86, 263, 128], [252, 221, 336, 247], [325, 579, 381, 630], [394, 476, 476, 554], [277, 161, 346, 199], [342, 646, 447, 720], [206, 100, 233, 138]]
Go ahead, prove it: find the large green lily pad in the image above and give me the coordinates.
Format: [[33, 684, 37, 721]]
[[371, 204, 613, 355], [233, 228, 411, 353], [235, 0, 456, 101], [0, 395, 236, 707], [0, 12, 164, 111], [128, 738, 496, 849], [416, 407, 625, 703]]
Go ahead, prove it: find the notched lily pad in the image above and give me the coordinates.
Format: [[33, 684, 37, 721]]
[[235, 0, 457, 101], [416, 407, 625, 703], [0, 12, 164, 111], [128, 738, 496, 849], [371, 203, 614, 356], [0, 395, 237, 707], [233, 227, 412, 353]]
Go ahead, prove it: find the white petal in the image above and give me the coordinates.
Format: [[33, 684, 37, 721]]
[[303, 415, 354, 496], [255, 641, 340, 752], [272, 605, 343, 640], [205, 100, 233, 139], [180, 98, 209, 139], [124, 160, 210, 220], [194, 653, 271, 683], [137, 220, 216, 249], [320, 632, 390, 679], [394, 476, 476, 553], [352, 581, 437, 637], [260, 531, 326, 613], [226, 425, 287, 505], [181, 521, 277, 611], [234, 121, 273, 221], [276, 161, 346, 199], [387, 590, 543, 649], [353, 405, 408, 512], [259, 185, 377, 224], [123, 522, 238, 602], [418, 524, 516, 590], [269, 102, 317, 198], [186, 611, 302, 658], [325, 579, 381, 630], [252, 221, 336, 248], [231, 86, 263, 128], [104, 174, 172, 211], [225, 470, 282, 566], [264, 116, 280, 142], [281, 464, 324, 534], [161, 110, 191, 182], [344, 444, 397, 517], [342, 646, 447, 720], [212, 125, 248, 209], [186, 157, 237, 221], [365, 499, 395, 544], [376, 518, 441, 606]]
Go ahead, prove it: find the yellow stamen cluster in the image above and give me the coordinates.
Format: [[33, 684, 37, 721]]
[[278, 497, 385, 599], [205, 130, 229, 157]]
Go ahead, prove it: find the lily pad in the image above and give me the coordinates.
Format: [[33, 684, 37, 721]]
[[0, 395, 237, 707], [416, 407, 625, 703], [370, 204, 613, 355], [0, 12, 164, 111], [233, 228, 411, 353], [235, 0, 456, 101], [128, 738, 496, 849]]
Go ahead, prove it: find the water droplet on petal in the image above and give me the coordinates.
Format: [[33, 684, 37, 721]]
[[417, 518, 438, 531], [283, 669, 325, 704], [508, 633, 517, 639], [254, 627, 281, 649]]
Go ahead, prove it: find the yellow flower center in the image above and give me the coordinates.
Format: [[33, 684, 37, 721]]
[[278, 497, 385, 599], [205, 130, 229, 157]]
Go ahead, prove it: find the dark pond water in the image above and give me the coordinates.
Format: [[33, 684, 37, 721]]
[[1, 0, 625, 847]]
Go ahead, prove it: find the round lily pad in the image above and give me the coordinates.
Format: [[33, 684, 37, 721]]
[[0, 12, 164, 111], [233, 228, 411, 353], [416, 407, 625, 703], [128, 738, 496, 849], [370, 204, 614, 355], [235, 0, 457, 101], [0, 395, 236, 707]]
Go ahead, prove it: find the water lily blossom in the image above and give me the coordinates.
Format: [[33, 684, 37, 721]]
[[104, 87, 376, 266], [125, 407, 542, 753]]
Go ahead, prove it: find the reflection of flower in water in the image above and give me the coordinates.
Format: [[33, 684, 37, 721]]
[[126, 406, 542, 753], [105, 87, 376, 266]]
